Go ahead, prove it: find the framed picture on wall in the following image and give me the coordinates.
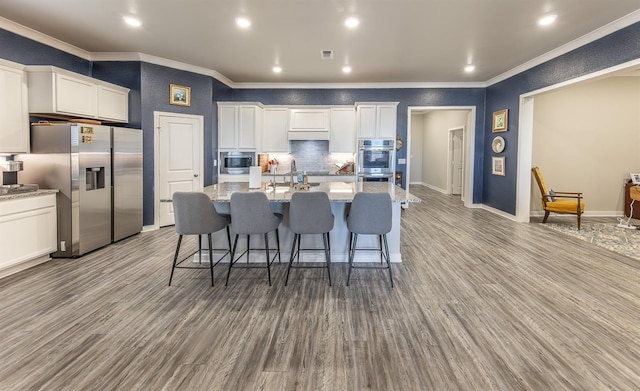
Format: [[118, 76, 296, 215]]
[[170, 84, 191, 106], [492, 156, 505, 176], [492, 109, 508, 132]]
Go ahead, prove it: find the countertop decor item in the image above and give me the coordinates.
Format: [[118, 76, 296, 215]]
[[492, 109, 508, 132], [492, 136, 505, 153], [170, 84, 191, 106]]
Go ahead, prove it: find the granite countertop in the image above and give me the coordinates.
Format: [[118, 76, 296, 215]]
[[203, 181, 421, 203], [262, 170, 355, 177], [0, 189, 59, 202]]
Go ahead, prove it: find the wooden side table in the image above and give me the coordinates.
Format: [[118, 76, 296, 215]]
[[624, 183, 640, 218]]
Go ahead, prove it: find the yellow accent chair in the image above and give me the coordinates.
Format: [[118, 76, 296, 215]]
[[531, 167, 585, 230]]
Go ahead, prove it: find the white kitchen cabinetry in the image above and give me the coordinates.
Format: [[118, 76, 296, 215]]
[[0, 194, 57, 279], [218, 103, 262, 150], [329, 108, 356, 153], [25, 66, 129, 123], [356, 103, 398, 139], [288, 108, 330, 140], [261, 108, 289, 152], [0, 60, 29, 153], [97, 85, 129, 122]]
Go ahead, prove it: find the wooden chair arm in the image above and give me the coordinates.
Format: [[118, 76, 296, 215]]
[[552, 191, 582, 196], [543, 194, 582, 201]]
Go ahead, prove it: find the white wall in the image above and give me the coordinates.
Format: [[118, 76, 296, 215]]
[[422, 110, 468, 192], [409, 114, 424, 184], [531, 76, 640, 215]]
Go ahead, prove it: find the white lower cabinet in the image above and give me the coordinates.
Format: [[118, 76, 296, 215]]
[[0, 194, 57, 278]]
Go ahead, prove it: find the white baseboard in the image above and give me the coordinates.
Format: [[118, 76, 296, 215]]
[[480, 204, 518, 221], [425, 183, 448, 195]]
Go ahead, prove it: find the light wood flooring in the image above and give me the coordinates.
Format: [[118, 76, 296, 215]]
[[0, 185, 639, 390]]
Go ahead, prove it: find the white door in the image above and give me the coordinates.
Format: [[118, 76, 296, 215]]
[[157, 113, 203, 227], [451, 129, 463, 195]]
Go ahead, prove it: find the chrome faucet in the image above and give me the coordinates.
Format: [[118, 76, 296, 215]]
[[290, 159, 297, 186]]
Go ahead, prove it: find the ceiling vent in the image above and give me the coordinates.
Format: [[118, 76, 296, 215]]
[[320, 50, 334, 60]]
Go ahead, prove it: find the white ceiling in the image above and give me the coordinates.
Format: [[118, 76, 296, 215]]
[[1, 1, 639, 85]]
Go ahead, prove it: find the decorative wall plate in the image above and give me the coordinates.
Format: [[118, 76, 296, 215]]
[[492, 136, 505, 153], [396, 135, 404, 150]]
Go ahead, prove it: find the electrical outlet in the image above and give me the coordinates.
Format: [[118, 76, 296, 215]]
[[398, 158, 406, 165], [60, 241, 66, 251], [213, 159, 217, 167]]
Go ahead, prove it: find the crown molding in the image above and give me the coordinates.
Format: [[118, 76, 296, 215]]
[[0, 16, 90, 60], [231, 81, 487, 89], [486, 9, 640, 87], [89, 52, 235, 87]]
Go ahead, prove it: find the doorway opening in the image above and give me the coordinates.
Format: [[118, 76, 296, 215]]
[[406, 106, 476, 208], [515, 58, 640, 223]]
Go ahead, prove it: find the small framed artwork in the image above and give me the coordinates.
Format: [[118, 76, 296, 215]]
[[492, 156, 505, 176], [170, 84, 191, 106], [492, 109, 508, 132], [630, 172, 640, 185]]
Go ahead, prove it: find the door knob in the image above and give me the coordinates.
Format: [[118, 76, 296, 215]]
[[194, 174, 199, 177]]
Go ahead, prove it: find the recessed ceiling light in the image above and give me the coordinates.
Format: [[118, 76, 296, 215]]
[[345, 17, 360, 29], [272, 66, 282, 73], [235, 17, 251, 28], [538, 14, 557, 26], [342, 66, 352, 73], [464, 65, 475, 73], [123, 16, 142, 27]]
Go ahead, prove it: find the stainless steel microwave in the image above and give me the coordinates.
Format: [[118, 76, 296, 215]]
[[220, 151, 254, 174]]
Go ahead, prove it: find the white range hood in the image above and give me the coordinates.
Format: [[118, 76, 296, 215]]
[[288, 131, 329, 141], [288, 108, 330, 140]]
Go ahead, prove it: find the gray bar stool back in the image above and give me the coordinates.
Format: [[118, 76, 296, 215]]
[[285, 192, 334, 286], [346, 192, 394, 287], [227, 192, 282, 286], [169, 191, 232, 286]]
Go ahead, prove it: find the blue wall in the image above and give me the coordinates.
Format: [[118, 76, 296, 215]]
[[0, 29, 90, 74], [138, 63, 215, 225], [483, 21, 640, 214]]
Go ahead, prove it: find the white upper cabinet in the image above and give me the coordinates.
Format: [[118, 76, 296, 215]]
[[0, 60, 29, 153], [26, 66, 129, 123], [54, 72, 97, 117], [329, 107, 356, 153], [261, 108, 289, 152], [97, 85, 129, 122], [218, 103, 262, 150], [356, 103, 398, 139]]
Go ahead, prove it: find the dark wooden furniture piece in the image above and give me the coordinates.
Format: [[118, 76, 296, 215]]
[[624, 182, 640, 219]]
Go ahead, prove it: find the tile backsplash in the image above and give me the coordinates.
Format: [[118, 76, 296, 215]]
[[267, 140, 354, 174]]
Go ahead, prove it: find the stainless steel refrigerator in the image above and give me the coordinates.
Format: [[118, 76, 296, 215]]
[[19, 123, 142, 257]]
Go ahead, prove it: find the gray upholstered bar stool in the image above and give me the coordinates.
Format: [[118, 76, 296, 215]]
[[346, 192, 394, 288], [285, 192, 334, 286], [169, 191, 232, 286], [226, 192, 282, 286]]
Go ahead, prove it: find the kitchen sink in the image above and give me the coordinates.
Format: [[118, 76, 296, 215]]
[[267, 182, 321, 187]]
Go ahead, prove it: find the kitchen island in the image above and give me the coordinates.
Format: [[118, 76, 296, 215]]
[[201, 181, 420, 263]]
